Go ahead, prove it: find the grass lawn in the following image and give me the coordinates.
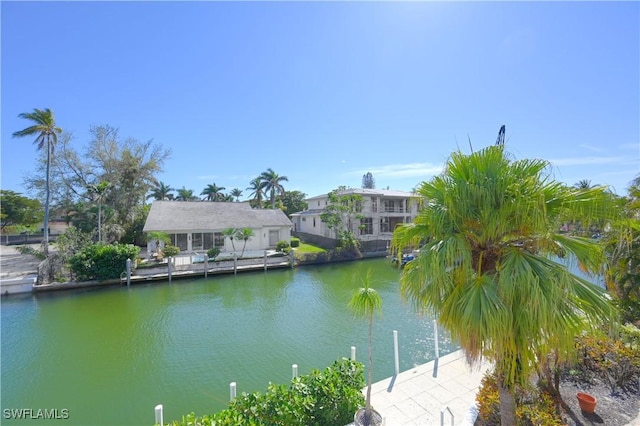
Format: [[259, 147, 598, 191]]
[[293, 243, 326, 255]]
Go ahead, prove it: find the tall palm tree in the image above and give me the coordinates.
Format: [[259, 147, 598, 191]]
[[247, 177, 265, 208], [201, 183, 226, 201], [259, 168, 288, 209], [175, 187, 198, 201], [230, 188, 243, 202], [12, 108, 62, 255], [391, 145, 615, 424], [574, 179, 593, 189], [147, 181, 175, 201], [348, 271, 382, 426], [88, 180, 110, 243]]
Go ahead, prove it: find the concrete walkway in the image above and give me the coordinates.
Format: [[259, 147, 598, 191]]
[[367, 350, 491, 426]]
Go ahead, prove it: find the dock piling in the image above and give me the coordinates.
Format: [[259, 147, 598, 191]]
[[154, 404, 163, 426], [230, 382, 237, 401]]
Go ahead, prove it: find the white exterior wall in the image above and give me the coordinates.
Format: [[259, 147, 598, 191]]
[[297, 191, 418, 241], [146, 226, 291, 256]]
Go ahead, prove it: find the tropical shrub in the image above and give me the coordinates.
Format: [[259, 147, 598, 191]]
[[161, 245, 180, 258], [275, 240, 290, 253], [476, 371, 564, 426], [290, 237, 300, 248], [69, 243, 140, 281], [207, 247, 221, 260], [571, 329, 640, 393], [166, 358, 365, 426]]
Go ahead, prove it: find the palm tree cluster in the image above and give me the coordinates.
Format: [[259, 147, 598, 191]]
[[147, 167, 288, 209]]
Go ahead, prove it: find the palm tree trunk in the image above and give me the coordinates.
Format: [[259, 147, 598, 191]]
[[365, 314, 373, 422], [98, 202, 102, 243], [498, 383, 516, 425], [43, 138, 51, 256]]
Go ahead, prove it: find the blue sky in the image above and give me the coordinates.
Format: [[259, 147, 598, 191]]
[[2, 1, 638, 201]]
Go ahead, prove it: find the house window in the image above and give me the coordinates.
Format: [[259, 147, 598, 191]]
[[380, 217, 390, 233], [372, 199, 378, 213], [313, 217, 316, 227], [203, 233, 214, 250], [360, 218, 373, 235], [172, 233, 188, 251], [383, 200, 395, 212], [214, 232, 225, 248], [192, 233, 203, 250]]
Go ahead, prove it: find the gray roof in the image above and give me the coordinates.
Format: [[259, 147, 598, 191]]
[[306, 188, 416, 201], [143, 201, 293, 232]]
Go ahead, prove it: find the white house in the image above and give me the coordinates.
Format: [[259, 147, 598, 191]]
[[290, 188, 418, 243], [143, 201, 293, 255]]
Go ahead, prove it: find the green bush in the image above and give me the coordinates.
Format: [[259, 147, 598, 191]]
[[69, 243, 140, 281], [162, 245, 180, 258], [275, 240, 290, 253], [207, 247, 221, 260], [290, 237, 300, 248], [166, 358, 365, 426]]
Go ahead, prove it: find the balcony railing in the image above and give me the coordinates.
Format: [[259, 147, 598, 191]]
[[383, 206, 405, 213]]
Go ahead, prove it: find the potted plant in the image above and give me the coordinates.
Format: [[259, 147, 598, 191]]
[[349, 270, 384, 426], [577, 391, 597, 413]]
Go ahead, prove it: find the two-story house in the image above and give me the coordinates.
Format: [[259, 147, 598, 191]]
[[290, 188, 418, 250]]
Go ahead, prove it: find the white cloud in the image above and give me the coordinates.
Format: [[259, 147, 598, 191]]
[[548, 156, 627, 167], [578, 144, 605, 153]]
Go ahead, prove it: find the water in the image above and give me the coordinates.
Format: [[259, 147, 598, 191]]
[[1, 259, 454, 426]]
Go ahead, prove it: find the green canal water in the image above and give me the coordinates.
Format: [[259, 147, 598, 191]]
[[1, 258, 455, 426]]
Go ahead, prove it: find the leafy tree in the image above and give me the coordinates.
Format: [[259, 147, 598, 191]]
[[0, 190, 43, 231], [362, 172, 375, 189], [74, 125, 170, 225], [391, 145, 616, 424], [12, 108, 62, 254], [259, 168, 288, 209], [23, 131, 90, 210], [55, 226, 93, 261], [24, 125, 171, 239], [230, 188, 243, 202], [175, 187, 198, 201], [237, 227, 255, 257], [320, 187, 364, 249], [147, 181, 175, 201], [348, 271, 382, 425], [247, 177, 265, 209], [201, 183, 226, 201], [279, 190, 308, 216], [121, 204, 150, 245]]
